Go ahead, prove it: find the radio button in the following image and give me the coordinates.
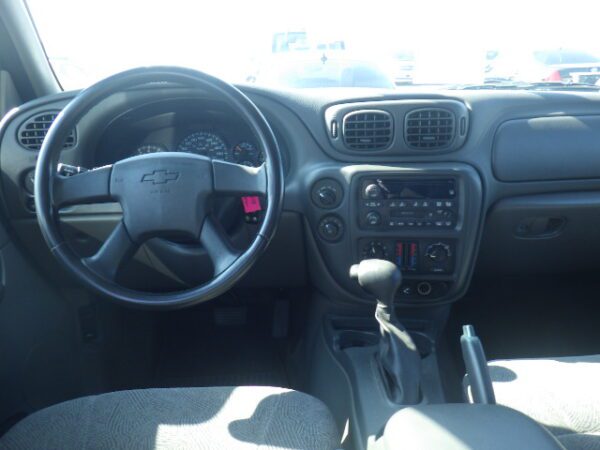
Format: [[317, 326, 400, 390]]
[[365, 211, 382, 226]]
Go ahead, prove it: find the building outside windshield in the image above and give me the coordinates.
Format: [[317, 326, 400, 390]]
[[26, 0, 600, 90]]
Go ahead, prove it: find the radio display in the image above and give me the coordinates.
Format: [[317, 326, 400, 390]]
[[376, 179, 455, 199]]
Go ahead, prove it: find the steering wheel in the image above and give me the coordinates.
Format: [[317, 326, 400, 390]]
[[34, 67, 284, 309]]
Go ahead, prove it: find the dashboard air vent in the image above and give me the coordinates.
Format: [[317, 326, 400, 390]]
[[18, 112, 76, 151], [342, 110, 393, 150], [405, 108, 455, 149]]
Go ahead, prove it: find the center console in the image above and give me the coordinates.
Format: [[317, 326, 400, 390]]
[[305, 162, 483, 305], [376, 404, 564, 450]]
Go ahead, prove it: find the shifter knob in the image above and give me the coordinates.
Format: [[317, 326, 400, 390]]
[[350, 259, 402, 307]]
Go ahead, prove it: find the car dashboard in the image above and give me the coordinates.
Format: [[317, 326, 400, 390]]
[[3, 85, 600, 305]]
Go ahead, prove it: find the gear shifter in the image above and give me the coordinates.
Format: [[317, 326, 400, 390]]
[[350, 259, 421, 404]]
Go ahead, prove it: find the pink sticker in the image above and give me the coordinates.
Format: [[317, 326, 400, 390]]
[[242, 196, 262, 213]]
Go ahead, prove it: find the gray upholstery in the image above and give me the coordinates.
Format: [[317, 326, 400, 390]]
[[467, 355, 600, 450], [0, 386, 339, 450], [377, 404, 565, 450]]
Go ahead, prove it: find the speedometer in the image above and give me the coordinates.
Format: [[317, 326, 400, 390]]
[[177, 131, 228, 160]]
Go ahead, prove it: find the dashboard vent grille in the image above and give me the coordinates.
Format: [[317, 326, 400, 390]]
[[405, 108, 455, 149], [18, 112, 76, 151], [342, 110, 393, 150]]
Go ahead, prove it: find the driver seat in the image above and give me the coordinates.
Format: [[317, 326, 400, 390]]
[[0, 386, 339, 450]]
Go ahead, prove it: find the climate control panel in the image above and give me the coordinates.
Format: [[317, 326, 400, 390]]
[[359, 238, 455, 274]]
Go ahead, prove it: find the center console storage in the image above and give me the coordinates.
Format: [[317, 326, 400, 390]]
[[375, 404, 565, 450]]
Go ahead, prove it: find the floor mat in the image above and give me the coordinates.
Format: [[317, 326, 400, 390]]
[[153, 304, 290, 389]]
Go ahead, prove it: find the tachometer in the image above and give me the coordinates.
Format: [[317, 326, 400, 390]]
[[233, 142, 263, 167], [135, 144, 166, 155], [177, 131, 228, 160]]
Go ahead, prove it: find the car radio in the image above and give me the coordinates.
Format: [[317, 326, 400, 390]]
[[358, 177, 458, 229]]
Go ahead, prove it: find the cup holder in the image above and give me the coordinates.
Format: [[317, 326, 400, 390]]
[[336, 330, 379, 351], [336, 329, 433, 357]]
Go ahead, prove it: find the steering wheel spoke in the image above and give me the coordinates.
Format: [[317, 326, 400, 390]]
[[83, 221, 138, 281], [53, 165, 113, 207], [200, 215, 241, 276], [212, 160, 267, 196]]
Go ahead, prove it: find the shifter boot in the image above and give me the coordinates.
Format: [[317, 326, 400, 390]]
[[350, 259, 422, 404], [375, 301, 421, 404]]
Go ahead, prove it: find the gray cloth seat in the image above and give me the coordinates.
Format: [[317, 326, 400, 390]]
[[0, 386, 339, 450], [473, 355, 600, 450]]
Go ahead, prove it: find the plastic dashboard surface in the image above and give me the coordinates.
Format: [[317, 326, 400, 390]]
[[4, 86, 600, 304]]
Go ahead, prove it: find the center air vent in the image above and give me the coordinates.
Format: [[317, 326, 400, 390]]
[[18, 111, 76, 151], [342, 110, 393, 150], [405, 108, 455, 149]]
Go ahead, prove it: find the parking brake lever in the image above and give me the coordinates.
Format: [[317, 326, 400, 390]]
[[461, 324, 496, 404]]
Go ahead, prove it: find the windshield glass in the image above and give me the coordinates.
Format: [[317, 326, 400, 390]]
[[26, 0, 600, 90]]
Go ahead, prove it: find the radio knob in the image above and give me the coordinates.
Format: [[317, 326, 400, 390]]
[[365, 211, 382, 226], [316, 187, 337, 207], [364, 183, 382, 199], [364, 241, 387, 259], [425, 243, 450, 262]]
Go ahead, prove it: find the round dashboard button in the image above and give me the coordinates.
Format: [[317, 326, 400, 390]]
[[318, 215, 344, 242], [311, 179, 343, 209]]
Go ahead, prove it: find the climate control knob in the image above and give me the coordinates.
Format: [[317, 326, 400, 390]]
[[363, 241, 388, 259], [425, 242, 451, 262]]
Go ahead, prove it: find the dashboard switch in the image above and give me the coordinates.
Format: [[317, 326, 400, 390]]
[[363, 241, 388, 259], [318, 215, 344, 242], [312, 179, 343, 209], [365, 211, 382, 226], [425, 242, 450, 263]]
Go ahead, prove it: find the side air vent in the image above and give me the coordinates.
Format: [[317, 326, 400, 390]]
[[342, 110, 393, 150], [18, 112, 76, 151], [405, 108, 455, 149]]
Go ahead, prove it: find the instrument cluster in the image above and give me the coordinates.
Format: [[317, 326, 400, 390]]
[[134, 131, 263, 167]]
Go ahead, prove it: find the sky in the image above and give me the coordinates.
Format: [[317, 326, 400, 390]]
[[26, 0, 600, 89]]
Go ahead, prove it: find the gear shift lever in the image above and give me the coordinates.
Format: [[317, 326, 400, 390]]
[[350, 259, 421, 404]]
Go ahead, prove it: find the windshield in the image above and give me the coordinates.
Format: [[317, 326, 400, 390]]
[[26, 0, 600, 90]]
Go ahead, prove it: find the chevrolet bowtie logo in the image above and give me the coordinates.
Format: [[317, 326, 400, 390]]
[[141, 170, 180, 184]]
